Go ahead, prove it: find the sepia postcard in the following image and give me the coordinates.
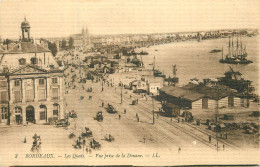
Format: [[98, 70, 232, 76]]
[[0, 0, 259, 166]]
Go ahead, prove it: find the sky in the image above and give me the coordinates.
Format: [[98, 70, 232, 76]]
[[0, 0, 259, 39]]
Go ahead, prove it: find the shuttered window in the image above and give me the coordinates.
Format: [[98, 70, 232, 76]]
[[39, 105, 46, 120], [40, 112, 45, 120], [14, 80, 20, 87], [1, 91, 8, 103], [53, 104, 59, 116], [26, 89, 34, 102], [52, 88, 59, 100], [14, 91, 22, 103], [1, 107, 8, 120], [39, 79, 45, 86], [52, 78, 58, 84]]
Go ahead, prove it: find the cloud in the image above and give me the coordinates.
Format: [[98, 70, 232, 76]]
[[0, 0, 259, 39]]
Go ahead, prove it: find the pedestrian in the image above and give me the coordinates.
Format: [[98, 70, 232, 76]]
[[209, 135, 212, 143], [24, 136, 27, 143], [225, 133, 228, 139], [178, 147, 181, 154], [102, 101, 104, 108], [136, 113, 138, 118], [137, 117, 139, 122], [124, 109, 126, 114], [223, 144, 225, 151], [119, 114, 121, 120]]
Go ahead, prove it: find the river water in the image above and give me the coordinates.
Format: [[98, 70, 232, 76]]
[[136, 36, 259, 94]]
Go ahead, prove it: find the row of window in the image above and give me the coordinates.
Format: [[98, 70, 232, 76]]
[[18, 56, 46, 65], [1, 104, 59, 120], [1, 87, 59, 103], [12, 78, 58, 87]]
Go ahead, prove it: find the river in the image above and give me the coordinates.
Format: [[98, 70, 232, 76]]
[[135, 36, 259, 94]]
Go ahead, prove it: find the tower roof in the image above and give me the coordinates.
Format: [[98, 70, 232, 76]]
[[21, 17, 30, 28]]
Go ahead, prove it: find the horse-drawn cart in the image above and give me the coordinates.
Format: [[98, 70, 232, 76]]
[[81, 127, 93, 138], [90, 139, 101, 149], [106, 104, 117, 114]]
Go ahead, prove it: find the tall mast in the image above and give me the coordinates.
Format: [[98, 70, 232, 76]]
[[240, 36, 243, 57], [231, 35, 234, 58], [221, 46, 223, 60], [228, 36, 231, 58], [236, 35, 239, 58], [153, 56, 155, 71]]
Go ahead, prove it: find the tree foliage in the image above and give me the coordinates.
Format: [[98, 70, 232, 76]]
[[69, 37, 74, 49], [61, 39, 67, 49], [48, 42, 58, 57]]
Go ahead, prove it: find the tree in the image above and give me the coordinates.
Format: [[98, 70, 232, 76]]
[[48, 42, 58, 57], [69, 37, 74, 49], [61, 39, 67, 49], [3, 39, 12, 50]]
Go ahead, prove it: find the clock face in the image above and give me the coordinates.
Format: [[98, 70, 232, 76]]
[[26, 79, 32, 86]]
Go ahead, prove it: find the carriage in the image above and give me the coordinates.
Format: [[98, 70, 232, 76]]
[[90, 139, 101, 149], [95, 111, 103, 122], [81, 127, 93, 138], [106, 104, 117, 114], [104, 134, 115, 142], [69, 110, 77, 118], [132, 99, 138, 105], [87, 87, 92, 92], [56, 119, 70, 127]]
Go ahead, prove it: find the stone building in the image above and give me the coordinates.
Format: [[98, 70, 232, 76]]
[[0, 18, 64, 125]]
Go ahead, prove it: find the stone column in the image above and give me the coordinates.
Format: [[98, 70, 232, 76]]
[[59, 76, 63, 100], [9, 80, 14, 104], [22, 105, 26, 124], [21, 79, 26, 103], [46, 77, 51, 101], [34, 78, 38, 102]]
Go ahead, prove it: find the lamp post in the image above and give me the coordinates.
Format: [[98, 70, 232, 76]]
[[120, 84, 123, 104], [152, 93, 155, 124], [215, 98, 219, 151]]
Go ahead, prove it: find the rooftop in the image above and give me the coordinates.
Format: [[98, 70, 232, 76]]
[[160, 86, 204, 102], [183, 83, 232, 100], [7, 42, 50, 53]]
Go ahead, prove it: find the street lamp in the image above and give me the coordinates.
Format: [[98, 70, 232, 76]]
[[152, 93, 155, 124], [120, 82, 123, 104]]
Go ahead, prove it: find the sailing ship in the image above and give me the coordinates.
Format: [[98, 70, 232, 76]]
[[219, 35, 253, 64], [153, 56, 166, 78]]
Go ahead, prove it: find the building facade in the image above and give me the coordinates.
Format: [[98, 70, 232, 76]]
[[0, 18, 64, 125]]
